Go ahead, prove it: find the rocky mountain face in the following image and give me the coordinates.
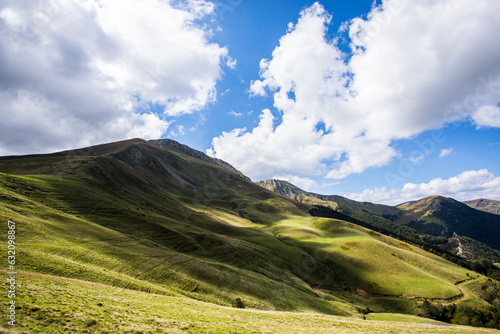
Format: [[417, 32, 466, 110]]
[[256, 179, 308, 197], [149, 139, 251, 181], [464, 199, 500, 215]]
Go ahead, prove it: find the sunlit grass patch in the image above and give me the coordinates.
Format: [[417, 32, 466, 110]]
[[367, 313, 446, 324]]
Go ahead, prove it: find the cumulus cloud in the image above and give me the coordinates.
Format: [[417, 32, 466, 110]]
[[472, 105, 500, 128], [228, 111, 244, 117], [0, 0, 228, 155], [345, 169, 500, 205], [409, 153, 425, 164], [209, 0, 500, 181], [439, 148, 454, 158]]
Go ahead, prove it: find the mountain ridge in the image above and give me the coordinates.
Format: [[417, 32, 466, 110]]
[[258, 179, 500, 255], [257, 179, 400, 218], [464, 198, 500, 215], [398, 195, 500, 250]]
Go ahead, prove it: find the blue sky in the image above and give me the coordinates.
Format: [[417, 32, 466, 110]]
[[1, 0, 499, 204]]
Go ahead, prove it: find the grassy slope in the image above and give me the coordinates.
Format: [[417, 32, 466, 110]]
[[265, 181, 500, 256], [0, 172, 339, 314], [0, 139, 496, 332], [1, 270, 498, 334], [272, 217, 465, 298], [299, 194, 500, 263]]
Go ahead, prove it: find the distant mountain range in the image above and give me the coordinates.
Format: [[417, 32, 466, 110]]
[[464, 198, 500, 215], [256, 179, 400, 218], [257, 179, 500, 258]]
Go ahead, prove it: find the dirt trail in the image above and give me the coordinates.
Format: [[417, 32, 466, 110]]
[[356, 275, 479, 304]]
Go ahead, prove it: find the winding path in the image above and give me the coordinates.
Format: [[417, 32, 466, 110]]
[[356, 275, 479, 304]]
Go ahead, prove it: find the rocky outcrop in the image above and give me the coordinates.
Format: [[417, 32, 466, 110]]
[[256, 179, 308, 198], [149, 139, 251, 182]]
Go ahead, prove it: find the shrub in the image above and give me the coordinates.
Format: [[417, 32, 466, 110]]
[[235, 298, 245, 309]]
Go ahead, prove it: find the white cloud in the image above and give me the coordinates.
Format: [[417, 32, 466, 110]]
[[321, 181, 341, 188], [273, 175, 317, 192], [169, 125, 186, 137], [228, 110, 244, 117], [409, 153, 425, 164], [345, 169, 500, 205], [0, 0, 228, 155], [439, 148, 454, 158], [472, 105, 500, 128], [209, 0, 500, 181], [226, 56, 237, 69]]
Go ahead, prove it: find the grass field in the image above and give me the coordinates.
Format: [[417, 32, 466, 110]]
[[1, 270, 498, 334], [366, 313, 446, 324], [0, 170, 472, 309], [271, 217, 469, 297]]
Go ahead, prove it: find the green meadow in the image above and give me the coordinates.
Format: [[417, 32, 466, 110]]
[[1, 271, 499, 334]]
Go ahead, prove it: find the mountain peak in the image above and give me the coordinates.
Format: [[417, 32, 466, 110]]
[[256, 179, 307, 197], [149, 139, 250, 181], [398, 195, 458, 212], [0, 138, 150, 161]]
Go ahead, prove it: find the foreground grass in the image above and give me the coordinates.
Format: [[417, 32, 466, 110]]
[[1, 271, 498, 334]]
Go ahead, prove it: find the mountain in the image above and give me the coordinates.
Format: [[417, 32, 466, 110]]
[[464, 199, 500, 215], [0, 140, 499, 332], [259, 179, 500, 259], [257, 179, 400, 218], [149, 138, 251, 181], [397, 196, 500, 250]]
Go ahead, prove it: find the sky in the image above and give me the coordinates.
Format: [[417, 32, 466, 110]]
[[0, 0, 499, 205]]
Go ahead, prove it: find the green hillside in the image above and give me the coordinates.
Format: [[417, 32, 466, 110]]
[[0, 139, 498, 332], [3, 270, 499, 334], [259, 179, 500, 262]]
